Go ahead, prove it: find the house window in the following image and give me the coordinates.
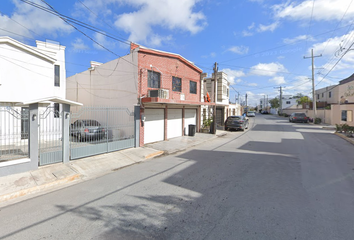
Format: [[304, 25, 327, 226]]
[[342, 110, 353, 122], [317, 94, 319, 100], [286, 101, 291, 104], [329, 92, 332, 98], [190, 81, 197, 94], [54, 103, 60, 118], [148, 70, 160, 88], [322, 93, 324, 98], [172, 76, 181, 92], [54, 65, 60, 87]]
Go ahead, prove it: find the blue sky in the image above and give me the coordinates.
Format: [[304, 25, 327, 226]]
[[2, 0, 354, 106]]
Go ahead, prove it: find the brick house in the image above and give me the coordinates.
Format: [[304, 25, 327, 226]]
[[67, 43, 213, 147], [133, 44, 214, 145]]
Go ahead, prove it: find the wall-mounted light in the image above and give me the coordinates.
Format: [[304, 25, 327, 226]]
[[32, 114, 37, 121], [65, 113, 70, 119]]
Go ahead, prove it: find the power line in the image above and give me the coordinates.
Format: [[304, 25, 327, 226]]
[[19, 0, 131, 46]]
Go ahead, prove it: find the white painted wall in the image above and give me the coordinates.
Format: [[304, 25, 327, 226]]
[[0, 37, 66, 103], [144, 109, 164, 144], [167, 109, 182, 139], [184, 109, 196, 135]]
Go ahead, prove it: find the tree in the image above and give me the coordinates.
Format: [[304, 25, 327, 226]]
[[269, 97, 280, 109], [293, 93, 304, 99], [297, 96, 311, 105]]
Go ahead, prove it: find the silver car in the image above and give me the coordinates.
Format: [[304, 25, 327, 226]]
[[71, 119, 106, 141]]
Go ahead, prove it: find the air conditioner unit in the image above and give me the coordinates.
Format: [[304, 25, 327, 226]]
[[159, 89, 169, 99], [148, 89, 169, 99]]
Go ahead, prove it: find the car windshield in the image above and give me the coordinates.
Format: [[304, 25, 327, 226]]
[[82, 120, 101, 126], [228, 116, 242, 121]]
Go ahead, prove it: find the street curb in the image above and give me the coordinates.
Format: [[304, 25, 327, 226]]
[[0, 174, 81, 203], [334, 132, 354, 145], [145, 151, 164, 159]]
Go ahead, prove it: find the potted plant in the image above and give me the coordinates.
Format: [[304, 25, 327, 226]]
[[201, 117, 213, 133]]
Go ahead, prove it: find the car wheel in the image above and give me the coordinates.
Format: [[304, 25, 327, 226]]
[[305, 120, 308, 123], [225, 127, 229, 131]]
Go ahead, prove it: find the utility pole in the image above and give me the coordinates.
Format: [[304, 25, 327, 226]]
[[275, 86, 283, 114], [212, 62, 218, 134], [264, 95, 266, 111], [245, 94, 248, 114], [266, 95, 268, 111], [304, 49, 322, 120]]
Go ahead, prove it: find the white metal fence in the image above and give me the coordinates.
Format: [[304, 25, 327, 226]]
[[0, 104, 29, 162], [70, 106, 135, 160]]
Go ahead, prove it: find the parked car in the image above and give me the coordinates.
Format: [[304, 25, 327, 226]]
[[247, 111, 256, 117], [225, 115, 249, 131], [289, 112, 309, 123], [71, 119, 106, 141], [261, 110, 269, 114]]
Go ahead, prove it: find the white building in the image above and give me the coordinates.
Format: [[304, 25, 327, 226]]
[[201, 72, 231, 128], [0, 37, 81, 176]]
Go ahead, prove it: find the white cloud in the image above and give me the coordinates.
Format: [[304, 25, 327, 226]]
[[72, 38, 89, 50], [112, 0, 206, 46], [248, 22, 255, 30], [201, 52, 216, 58], [286, 76, 312, 94], [283, 35, 315, 44], [273, 0, 354, 22], [249, 62, 288, 76], [269, 76, 286, 84], [227, 45, 249, 55], [242, 30, 254, 37], [0, 0, 72, 41], [220, 68, 246, 85], [310, 30, 354, 72], [257, 22, 279, 32], [248, 83, 258, 86]]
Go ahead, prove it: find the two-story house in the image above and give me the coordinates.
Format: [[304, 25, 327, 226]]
[[201, 72, 230, 128], [331, 74, 354, 126], [0, 36, 81, 176], [67, 43, 210, 147]]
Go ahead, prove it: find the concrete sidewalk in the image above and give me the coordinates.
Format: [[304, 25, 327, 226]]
[[0, 131, 226, 206]]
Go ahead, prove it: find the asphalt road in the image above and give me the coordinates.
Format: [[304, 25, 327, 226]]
[[1, 114, 354, 240]]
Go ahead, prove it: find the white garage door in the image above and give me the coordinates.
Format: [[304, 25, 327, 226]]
[[144, 109, 164, 144], [185, 109, 197, 135], [167, 109, 182, 139]]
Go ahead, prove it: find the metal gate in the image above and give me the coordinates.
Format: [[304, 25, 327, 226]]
[[39, 105, 63, 165], [70, 106, 135, 160], [0, 104, 29, 162]]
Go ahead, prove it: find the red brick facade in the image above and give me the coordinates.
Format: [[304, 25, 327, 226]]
[[133, 44, 205, 147]]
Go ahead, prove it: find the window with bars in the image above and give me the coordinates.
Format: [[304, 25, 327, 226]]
[[148, 70, 160, 88], [190, 81, 197, 94], [172, 76, 182, 92]]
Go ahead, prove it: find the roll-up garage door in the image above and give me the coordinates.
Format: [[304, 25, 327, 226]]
[[144, 109, 164, 144], [185, 109, 197, 135], [167, 109, 182, 139]]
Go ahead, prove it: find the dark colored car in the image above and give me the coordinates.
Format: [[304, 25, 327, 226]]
[[289, 112, 309, 123], [225, 115, 249, 131], [71, 119, 106, 141]]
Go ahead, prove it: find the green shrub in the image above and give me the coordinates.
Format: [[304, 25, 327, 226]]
[[335, 124, 342, 132], [314, 118, 322, 124], [283, 113, 289, 117]]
